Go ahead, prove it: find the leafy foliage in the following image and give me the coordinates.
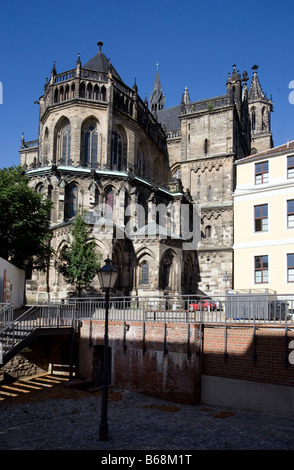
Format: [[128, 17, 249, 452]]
[[0, 166, 53, 269], [56, 211, 102, 296]]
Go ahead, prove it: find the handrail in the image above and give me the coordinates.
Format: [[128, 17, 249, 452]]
[[0, 303, 78, 365], [0, 303, 14, 327], [63, 293, 294, 325]]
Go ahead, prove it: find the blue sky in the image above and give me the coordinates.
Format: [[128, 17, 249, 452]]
[[0, 0, 294, 169]]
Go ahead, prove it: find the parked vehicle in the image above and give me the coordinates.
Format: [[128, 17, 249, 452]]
[[189, 299, 217, 311]]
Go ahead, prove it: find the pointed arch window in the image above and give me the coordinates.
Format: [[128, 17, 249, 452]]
[[111, 130, 122, 170], [251, 109, 256, 131], [65, 184, 78, 220], [43, 128, 49, 164], [141, 262, 149, 285], [137, 148, 143, 176], [83, 121, 98, 168], [60, 124, 71, 165], [105, 187, 114, 219]]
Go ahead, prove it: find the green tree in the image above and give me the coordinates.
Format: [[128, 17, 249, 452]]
[[0, 166, 53, 270], [56, 210, 102, 297]]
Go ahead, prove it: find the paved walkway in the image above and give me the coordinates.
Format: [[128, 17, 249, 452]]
[[0, 374, 293, 453]]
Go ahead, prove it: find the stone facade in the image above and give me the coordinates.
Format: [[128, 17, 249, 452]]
[[20, 43, 273, 302]]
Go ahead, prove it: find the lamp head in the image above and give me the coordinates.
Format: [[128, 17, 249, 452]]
[[98, 257, 118, 290]]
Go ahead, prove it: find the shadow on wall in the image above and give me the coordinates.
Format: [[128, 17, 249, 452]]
[[77, 319, 294, 415]]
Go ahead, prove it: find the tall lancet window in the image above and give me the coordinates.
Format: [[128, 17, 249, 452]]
[[60, 125, 71, 165], [83, 121, 98, 168], [105, 187, 114, 220], [65, 184, 78, 220], [251, 109, 256, 131], [111, 130, 122, 170]]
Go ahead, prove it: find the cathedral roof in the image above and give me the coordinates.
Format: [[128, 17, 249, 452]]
[[157, 106, 181, 132], [83, 41, 123, 81]]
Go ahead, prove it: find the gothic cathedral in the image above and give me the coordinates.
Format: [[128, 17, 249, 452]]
[[19, 43, 273, 302]]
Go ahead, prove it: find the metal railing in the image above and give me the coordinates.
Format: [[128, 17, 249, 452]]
[[0, 303, 78, 365], [1, 294, 293, 366], [0, 303, 14, 328], [64, 293, 294, 325]]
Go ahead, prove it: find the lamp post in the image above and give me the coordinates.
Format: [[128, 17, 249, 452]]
[[97, 257, 118, 441]]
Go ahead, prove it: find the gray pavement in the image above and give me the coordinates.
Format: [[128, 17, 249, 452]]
[[0, 376, 293, 453]]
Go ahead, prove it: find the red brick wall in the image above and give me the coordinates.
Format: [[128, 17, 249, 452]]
[[79, 320, 201, 404], [78, 320, 294, 404], [202, 325, 294, 387]]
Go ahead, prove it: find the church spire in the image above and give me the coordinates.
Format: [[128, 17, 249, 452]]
[[149, 63, 165, 116], [181, 86, 190, 105], [248, 65, 273, 153], [248, 65, 266, 99]]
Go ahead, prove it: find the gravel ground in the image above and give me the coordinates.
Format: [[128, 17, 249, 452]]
[[0, 374, 293, 458]]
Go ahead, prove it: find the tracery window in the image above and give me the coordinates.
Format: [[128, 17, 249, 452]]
[[105, 187, 114, 220], [141, 262, 149, 285], [82, 121, 98, 168], [111, 130, 122, 170], [60, 124, 71, 165], [65, 184, 78, 220]]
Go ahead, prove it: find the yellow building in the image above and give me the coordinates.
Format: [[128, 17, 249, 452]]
[[233, 141, 294, 294]]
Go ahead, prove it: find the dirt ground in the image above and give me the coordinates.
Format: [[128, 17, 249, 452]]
[[0, 374, 103, 405]]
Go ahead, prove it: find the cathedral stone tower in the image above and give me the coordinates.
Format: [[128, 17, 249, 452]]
[[248, 65, 273, 153], [149, 64, 165, 115]]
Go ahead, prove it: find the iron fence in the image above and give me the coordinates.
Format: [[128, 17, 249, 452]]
[[0, 303, 14, 327], [65, 293, 294, 325]]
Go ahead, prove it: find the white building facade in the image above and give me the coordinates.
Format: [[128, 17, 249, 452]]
[[233, 141, 294, 294]]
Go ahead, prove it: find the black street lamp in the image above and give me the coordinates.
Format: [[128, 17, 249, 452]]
[[97, 257, 118, 441]]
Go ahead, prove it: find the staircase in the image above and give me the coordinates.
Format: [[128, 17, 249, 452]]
[[0, 303, 78, 367]]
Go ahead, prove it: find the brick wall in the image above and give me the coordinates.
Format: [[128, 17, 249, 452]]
[[202, 325, 294, 387], [79, 320, 202, 404], [77, 320, 294, 405]]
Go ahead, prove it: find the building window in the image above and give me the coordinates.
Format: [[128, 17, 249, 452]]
[[141, 262, 149, 285], [36, 183, 45, 194], [83, 122, 98, 168], [251, 109, 256, 131], [254, 255, 268, 284], [60, 124, 71, 165], [254, 204, 268, 232], [287, 254, 294, 282], [204, 139, 208, 155], [65, 184, 78, 220], [173, 167, 181, 180], [255, 161, 269, 184], [111, 130, 122, 170], [105, 188, 114, 219], [287, 156, 294, 178], [205, 225, 212, 238], [137, 149, 143, 176], [287, 200, 294, 228]]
